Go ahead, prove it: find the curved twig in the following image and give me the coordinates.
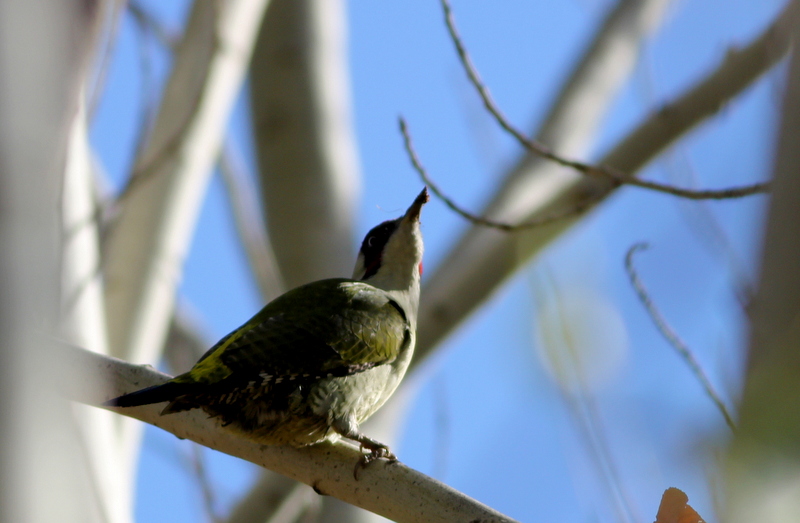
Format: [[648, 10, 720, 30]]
[[400, 118, 600, 231], [624, 243, 736, 432], [441, 0, 770, 201]]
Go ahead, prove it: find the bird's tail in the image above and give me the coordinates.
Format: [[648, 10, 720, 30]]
[[104, 381, 189, 409]]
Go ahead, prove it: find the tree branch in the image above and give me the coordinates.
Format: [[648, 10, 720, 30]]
[[219, 140, 285, 302], [727, 3, 800, 521], [100, 0, 271, 491], [0, 1, 107, 520], [440, 0, 769, 202], [625, 243, 736, 432], [58, 345, 520, 523], [102, 0, 270, 366], [400, 117, 602, 231], [249, 0, 360, 289], [415, 0, 794, 364]]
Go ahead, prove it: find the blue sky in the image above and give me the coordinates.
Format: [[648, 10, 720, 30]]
[[91, 0, 787, 521]]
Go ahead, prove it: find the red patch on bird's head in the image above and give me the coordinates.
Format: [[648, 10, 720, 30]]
[[418, 262, 423, 276]]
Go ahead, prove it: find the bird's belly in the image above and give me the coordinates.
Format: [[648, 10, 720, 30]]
[[207, 357, 410, 447], [308, 364, 403, 423]]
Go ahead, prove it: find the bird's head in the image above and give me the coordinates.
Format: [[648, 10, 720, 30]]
[[352, 188, 428, 295]]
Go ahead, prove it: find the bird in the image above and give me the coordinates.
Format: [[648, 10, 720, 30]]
[[105, 188, 428, 474]]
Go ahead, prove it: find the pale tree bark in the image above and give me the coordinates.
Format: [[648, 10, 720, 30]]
[[63, 97, 133, 523], [726, 3, 800, 521], [61, 346, 520, 523], [0, 1, 105, 522], [250, 0, 360, 290], [100, 0, 271, 484]]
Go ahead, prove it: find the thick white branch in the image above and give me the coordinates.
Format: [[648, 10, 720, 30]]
[[101, 0, 270, 488], [250, 0, 360, 288], [103, 0, 270, 366], [63, 96, 134, 523], [0, 1, 105, 520], [60, 345, 519, 523]]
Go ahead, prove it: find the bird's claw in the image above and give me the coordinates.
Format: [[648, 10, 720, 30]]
[[353, 444, 397, 480]]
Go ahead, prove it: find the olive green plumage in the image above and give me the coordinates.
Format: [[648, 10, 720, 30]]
[[111, 279, 411, 446]]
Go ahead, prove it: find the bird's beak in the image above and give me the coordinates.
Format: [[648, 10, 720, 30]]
[[403, 187, 429, 223]]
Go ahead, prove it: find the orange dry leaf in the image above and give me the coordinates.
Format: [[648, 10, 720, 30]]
[[654, 487, 706, 523]]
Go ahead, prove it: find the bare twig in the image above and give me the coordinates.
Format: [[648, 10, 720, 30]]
[[624, 243, 736, 432], [663, 149, 756, 308], [219, 140, 284, 302], [399, 117, 599, 231], [415, 0, 794, 363], [440, 0, 770, 201]]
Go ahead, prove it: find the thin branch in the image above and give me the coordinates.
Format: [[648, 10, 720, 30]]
[[127, 0, 179, 50], [57, 344, 521, 523], [415, 0, 794, 363], [662, 148, 756, 308], [440, 0, 770, 201], [103, 0, 270, 364], [624, 243, 736, 432], [399, 117, 600, 231], [219, 140, 284, 302], [532, 271, 638, 523]]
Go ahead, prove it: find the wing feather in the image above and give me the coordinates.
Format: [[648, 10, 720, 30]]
[[179, 279, 408, 387]]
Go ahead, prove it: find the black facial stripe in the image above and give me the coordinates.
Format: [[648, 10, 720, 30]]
[[360, 219, 398, 280]]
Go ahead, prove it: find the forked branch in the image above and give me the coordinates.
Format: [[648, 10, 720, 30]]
[[439, 0, 770, 203]]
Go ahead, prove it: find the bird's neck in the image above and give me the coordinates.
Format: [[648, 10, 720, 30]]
[[367, 269, 421, 327]]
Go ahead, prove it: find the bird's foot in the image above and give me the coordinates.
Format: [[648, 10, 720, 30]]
[[353, 439, 397, 480], [331, 418, 398, 480]]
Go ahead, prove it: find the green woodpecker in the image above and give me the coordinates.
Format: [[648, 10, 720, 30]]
[[106, 188, 428, 471]]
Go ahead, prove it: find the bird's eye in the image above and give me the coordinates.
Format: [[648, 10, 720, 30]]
[[366, 236, 375, 248]]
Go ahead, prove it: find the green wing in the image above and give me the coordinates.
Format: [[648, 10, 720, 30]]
[[176, 279, 409, 387]]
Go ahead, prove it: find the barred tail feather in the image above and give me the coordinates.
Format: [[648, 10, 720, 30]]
[[104, 381, 188, 409]]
